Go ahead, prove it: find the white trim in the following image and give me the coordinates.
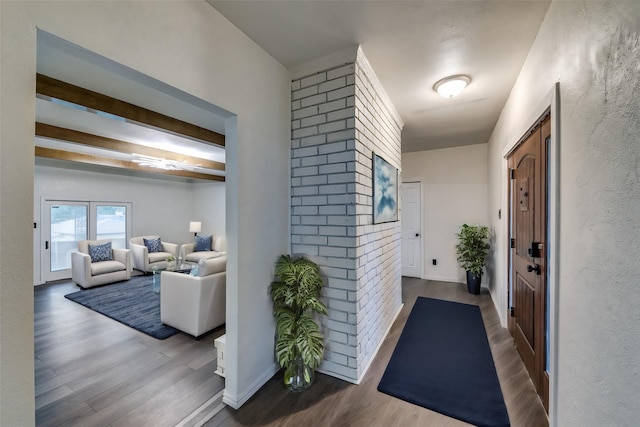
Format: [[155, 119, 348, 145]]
[[424, 275, 461, 283], [355, 46, 404, 129], [500, 82, 559, 426], [222, 363, 279, 410], [547, 83, 560, 427]]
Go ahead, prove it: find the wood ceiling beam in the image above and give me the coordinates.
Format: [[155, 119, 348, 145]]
[[35, 147, 225, 182], [36, 73, 225, 147], [36, 122, 225, 172]]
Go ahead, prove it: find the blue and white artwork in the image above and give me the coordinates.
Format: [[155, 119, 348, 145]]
[[373, 153, 398, 223]]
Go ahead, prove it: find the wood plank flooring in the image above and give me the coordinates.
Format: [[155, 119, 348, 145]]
[[35, 280, 225, 427], [205, 278, 549, 427], [36, 278, 548, 426]]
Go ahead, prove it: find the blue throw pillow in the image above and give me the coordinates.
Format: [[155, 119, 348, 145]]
[[194, 235, 212, 252], [89, 242, 113, 262], [143, 237, 162, 253]]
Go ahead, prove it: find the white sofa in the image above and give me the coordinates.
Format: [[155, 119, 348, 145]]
[[130, 236, 179, 273], [71, 240, 131, 288], [179, 235, 225, 264], [160, 256, 226, 338]]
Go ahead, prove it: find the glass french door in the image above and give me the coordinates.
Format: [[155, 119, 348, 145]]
[[42, 200, 131, 282], [44, 201, 88, 281]]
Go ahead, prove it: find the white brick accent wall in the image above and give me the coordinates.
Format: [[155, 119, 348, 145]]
[[290, 51, 402, 383]]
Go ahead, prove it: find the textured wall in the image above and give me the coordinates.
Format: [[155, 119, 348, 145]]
[[487, 1, 640, 425], [402, 144, 489, 283], [0, 1, 290, 420], [290, 50, 402, 383]]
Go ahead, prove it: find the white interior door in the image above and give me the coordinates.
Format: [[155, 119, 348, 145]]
[[401, 182, 422, 278]]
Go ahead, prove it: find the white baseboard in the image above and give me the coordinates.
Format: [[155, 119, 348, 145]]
[[356, 302, 404, 384], [424, 274, 460, 283], [314, 366, 358, 384], [424, 275, 490, 288], [222, 363, 279, 409]]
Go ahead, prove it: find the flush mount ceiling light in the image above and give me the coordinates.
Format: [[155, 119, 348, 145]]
[[433, 75, 471, 98]]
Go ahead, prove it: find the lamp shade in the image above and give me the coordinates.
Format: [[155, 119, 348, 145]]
[[189, 221, 202, 233]]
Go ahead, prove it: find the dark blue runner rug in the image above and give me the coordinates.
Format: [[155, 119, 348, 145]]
[[378, 297, 510, 427], [65, 275, 178, 339]]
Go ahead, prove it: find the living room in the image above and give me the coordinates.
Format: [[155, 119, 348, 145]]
[[32, 31, 231, 425]]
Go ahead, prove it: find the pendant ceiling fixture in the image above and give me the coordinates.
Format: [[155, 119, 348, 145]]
[[433, 75, 471, 98]]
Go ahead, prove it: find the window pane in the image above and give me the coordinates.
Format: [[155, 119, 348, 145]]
[[96, 205, 127, 249], [50, 205, 87, 271]]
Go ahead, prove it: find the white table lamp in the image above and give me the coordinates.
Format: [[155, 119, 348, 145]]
[[189, 221, 202, 237]]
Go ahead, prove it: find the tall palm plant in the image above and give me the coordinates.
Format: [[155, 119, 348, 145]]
[[270, 255, 328, 390]]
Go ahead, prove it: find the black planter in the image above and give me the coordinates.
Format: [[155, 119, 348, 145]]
[[466, 271, 481, 295]]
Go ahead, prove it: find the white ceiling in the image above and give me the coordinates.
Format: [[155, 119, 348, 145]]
[[209, 0, 551, 152], [36, 31, 229, 181]]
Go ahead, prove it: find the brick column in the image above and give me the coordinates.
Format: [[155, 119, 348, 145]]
[[291, 50, 402, 382]]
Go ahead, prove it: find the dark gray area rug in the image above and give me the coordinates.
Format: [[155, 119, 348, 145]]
[[378, 297, 510, 427], [65, 275, 178, 339]]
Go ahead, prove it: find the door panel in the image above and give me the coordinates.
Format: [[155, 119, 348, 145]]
[[401, 182, 422, 278], [44, 201, 88, 282], [508, 115, 550, 408], [515, 271, 535, 350]]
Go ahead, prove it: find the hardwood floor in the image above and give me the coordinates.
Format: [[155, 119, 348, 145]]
[[34, 280, 225, 427], [205, 278, 549, 427], [36, 278, 548, 426]]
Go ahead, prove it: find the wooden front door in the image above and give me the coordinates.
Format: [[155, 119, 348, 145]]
[[508, 115, 550, 410]]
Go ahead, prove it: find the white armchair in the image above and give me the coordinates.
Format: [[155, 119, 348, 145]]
[[160, 256, 226, 337], [71, 240, 131, 288], [129, 236, 178, 273], [180, 235, 226, 264]]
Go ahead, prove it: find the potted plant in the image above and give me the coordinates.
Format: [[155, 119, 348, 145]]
[[455, 224, 490, 295], [166, 254, 176, 270], [270, 254, 328, 392]]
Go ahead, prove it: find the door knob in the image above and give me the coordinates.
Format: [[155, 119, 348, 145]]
[[415, 233, 420, 237], [527, 264, 541, 275]]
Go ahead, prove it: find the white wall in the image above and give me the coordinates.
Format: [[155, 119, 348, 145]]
[[487, 1, 640, 425], [0, 1, 290, 423], [33, 165, 226, 284], [402, 144, 489, 284], [192, 181, 226, 245]]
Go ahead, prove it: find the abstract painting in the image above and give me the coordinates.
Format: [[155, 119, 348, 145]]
[[373, 153, 398, 223]]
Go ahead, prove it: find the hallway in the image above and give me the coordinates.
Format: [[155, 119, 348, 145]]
[[206, 278, 548, 426]]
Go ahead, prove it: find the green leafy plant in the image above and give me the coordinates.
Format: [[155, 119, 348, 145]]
[[455, 224, 490, 277], [270, 255, 328, 377], [166, 254, 176, 262]]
